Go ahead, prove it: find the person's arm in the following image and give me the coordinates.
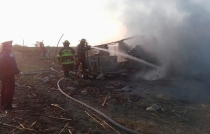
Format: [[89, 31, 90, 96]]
[[57, 48, 64, 60], [84, 43, 91, 51]]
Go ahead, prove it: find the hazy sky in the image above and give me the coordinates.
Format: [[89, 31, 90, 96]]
[[0, 0, 126, 46], [1, 0, 209, 75]]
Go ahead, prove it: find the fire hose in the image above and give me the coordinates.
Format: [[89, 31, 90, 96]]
[[57, 77, 139, 134], [50, 67, 140, 134], [18, 65, 140, 133]]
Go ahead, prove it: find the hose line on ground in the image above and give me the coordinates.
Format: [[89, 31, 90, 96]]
[[57, 77, 140, 134], [50, 67, 63, 73]]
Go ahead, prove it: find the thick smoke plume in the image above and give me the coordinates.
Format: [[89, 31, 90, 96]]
[[105, 0, 210, 77]]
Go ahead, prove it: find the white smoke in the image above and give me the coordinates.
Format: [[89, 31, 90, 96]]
[[105, 0, 210, 77]]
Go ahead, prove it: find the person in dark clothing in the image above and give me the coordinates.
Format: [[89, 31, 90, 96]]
[[57, 40, 75, 80], [74, 39, 91, 72], [0, 40, 19, 110]]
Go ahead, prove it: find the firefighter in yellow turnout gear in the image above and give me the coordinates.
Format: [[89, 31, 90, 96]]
[[57, 40, 75, 80]]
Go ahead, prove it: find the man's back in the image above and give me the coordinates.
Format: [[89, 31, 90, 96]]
[[58, 47, 75, 64], [76, 44, 86, 59]]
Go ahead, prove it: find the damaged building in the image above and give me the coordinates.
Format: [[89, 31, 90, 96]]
[[86, 36, 160, 75]]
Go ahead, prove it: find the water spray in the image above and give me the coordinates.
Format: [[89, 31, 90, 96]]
[[92, 46, 159, 69]]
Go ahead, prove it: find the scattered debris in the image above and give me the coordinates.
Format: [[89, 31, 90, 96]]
[[51, 87, 56, 90], [33, 72, 43, 78], [0, 114, 7, 118], [49, 75, 56, 79], [48, 116, 72, 121], [96, 73, 105, 80], [88, 74, 94, 79], [19, 84, 27, 88], [85, 111, 106, 129], [120, 73, 129, 79], [93, 114, 121, 134], [66, 87, 76, 95], [102, 96, 108, 107], [127, 97, 132, 103], [59, 123, 69, 134], [15, 82, 20, 87], [29, 120, 37, 128], [151, 113, 158, 117], [66, 87, 75, 91], [122, 86, 132, 92], [146, 104, 160, 111], [81, 89, 87, 95], [51, 104, 65, 111], [74, 81, 79, 86], [0, 122, 35, 131], [68, 129, 73, 134], [107, 92, 112, 100], [105, 83, 124, 89], [74, 72, 84, 78], [42, 77, 50, 83], [113, 86, 132, 92], [130, 95, 142, 102]]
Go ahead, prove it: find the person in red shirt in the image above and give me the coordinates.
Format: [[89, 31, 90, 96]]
[[39, 42, 43, 52]]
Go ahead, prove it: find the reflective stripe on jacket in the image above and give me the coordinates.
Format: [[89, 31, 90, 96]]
[[57, 47, 75, 65]]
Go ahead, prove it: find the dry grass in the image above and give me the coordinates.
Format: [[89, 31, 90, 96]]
[[1, 49, 210, 134], [116, 118, 166, 134]]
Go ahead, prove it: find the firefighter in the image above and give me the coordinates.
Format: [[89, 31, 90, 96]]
[[57, 40, 75, 80], [74, 39, 91, 72], [0, 40, 19, 110]]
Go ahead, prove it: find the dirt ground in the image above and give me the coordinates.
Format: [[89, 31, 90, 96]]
[[0, 50, 210, 134]]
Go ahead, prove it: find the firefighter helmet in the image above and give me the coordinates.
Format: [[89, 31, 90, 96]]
[[63, 40, 70, 45], [80, 39, 86, 43]]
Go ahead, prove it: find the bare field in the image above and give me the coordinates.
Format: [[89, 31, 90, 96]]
[[0, 49, 210, 134]]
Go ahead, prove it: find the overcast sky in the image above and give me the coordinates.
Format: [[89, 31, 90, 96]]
[[0, 0, 126, 46]]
